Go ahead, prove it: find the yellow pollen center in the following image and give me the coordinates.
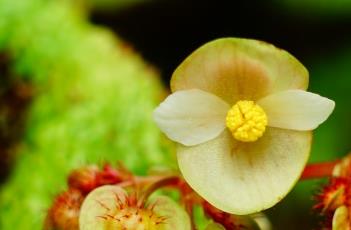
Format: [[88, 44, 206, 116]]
[[226, 100, 268, 142]]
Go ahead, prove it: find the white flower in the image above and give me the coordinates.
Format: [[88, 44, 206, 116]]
[[153, 38, 335, 214]]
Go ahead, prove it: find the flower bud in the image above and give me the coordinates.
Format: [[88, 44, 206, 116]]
[[44, 189, 84, 230], [68, 166, 99, 194]]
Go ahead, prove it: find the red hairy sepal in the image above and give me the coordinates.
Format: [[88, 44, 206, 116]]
[[44, 188, 84, 230]]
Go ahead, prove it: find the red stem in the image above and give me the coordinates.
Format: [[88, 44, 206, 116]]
[[136, 175, 180, 207], [202, 201, 237, 229], [300, 160, 340, 180]]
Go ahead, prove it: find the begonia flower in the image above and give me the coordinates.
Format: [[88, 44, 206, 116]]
[[154, 38, 335, 214]]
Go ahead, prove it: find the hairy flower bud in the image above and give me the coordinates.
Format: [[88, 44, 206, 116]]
[[68, 164, 123, 194], [68, 166, 100, 194], [44, 189, 84, 230]]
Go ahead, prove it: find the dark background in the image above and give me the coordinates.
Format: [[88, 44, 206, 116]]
[[91, 0, 351, 83]]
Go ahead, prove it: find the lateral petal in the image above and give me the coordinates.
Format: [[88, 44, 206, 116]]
[[257, 89, 335, 130], [154, 89, 229, 146]]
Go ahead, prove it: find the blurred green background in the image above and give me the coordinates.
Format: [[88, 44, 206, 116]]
[[0, 0, 350, 229]]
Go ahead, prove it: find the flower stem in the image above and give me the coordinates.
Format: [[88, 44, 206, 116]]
[[136, 175, 180, 207], [300, 161, 340, 180]]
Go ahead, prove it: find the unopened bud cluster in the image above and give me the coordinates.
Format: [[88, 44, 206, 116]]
[[44, 164, 124, 230]]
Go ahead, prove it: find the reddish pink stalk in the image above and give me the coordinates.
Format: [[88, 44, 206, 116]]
[[301, 161, 340, 180]]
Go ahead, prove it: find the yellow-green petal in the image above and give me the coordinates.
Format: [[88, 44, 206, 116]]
[[171, 38, 309, 104], [146, 195, 192, 230], [177, 128, 311, 215], [333, 206, 351, 230]]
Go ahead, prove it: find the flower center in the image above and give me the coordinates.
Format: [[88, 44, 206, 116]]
[[226, 100, 267, 142], [104, 207, 164, 229]]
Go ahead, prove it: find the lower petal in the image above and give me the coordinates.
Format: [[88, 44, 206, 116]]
[[177, 128, 312, 215]]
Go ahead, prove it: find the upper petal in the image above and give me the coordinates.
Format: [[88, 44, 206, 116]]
[[177, 128, 312, 215], [153, 89, 230, 146], [171, 38, 308, 104], [257, 89, 335, 130]]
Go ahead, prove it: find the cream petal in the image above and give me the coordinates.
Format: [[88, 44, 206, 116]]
[[257, 89, 335, 131], [177, 128, 312, 215], [153, 89, 230, 146], [171, 38, 308, 104]]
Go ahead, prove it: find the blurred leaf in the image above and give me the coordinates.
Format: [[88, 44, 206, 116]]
[[0, 0, 174, 229]]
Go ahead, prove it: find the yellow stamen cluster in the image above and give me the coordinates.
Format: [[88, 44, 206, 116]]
[[226, 100, 267, 142], [97, 193, 166, 230], [102, 206, 165, 230]]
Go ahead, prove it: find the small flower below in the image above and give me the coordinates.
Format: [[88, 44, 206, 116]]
[[79, 185, 191, 230], [45, 163, 272, 230]]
